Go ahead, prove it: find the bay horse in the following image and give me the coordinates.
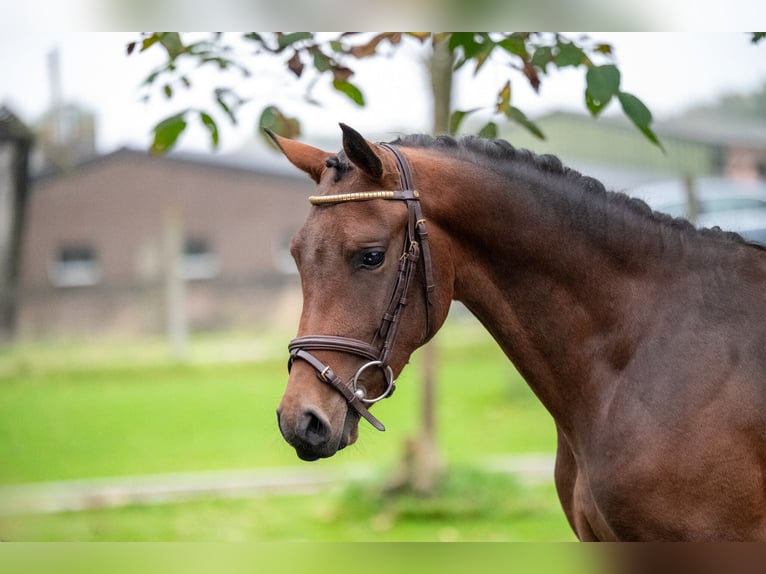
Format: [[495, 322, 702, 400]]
[[268, 124, 766, 541]]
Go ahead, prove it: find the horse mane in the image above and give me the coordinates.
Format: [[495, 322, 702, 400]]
[[389, 133, 765, 252]]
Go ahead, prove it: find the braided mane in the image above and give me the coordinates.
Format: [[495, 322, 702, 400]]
[[388, 134, 764, 252]]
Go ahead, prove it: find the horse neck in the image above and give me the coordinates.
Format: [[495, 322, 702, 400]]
[[418, 150, 666, 433]]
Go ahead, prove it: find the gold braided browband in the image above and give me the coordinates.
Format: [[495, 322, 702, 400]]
[[308, 190, 419, 205]]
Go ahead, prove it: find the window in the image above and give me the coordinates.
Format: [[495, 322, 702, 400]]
[[182, 237, 219, 280], [49, 244, 101, 287]]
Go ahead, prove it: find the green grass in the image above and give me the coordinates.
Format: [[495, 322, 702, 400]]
[[0, 318, 573, 541], [0, 467, 574, 541], [0, 319, 556, 484]]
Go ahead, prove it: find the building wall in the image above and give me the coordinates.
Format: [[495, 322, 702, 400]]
[[724, 146, 766, 181], [18, 150, 314, 339]]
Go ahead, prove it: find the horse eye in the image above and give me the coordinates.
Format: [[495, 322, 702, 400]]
[[361, 250, 385, 269]]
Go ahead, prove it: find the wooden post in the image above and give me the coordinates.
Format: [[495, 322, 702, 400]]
[[0, 109, 33, 344], [163, 206, 188, 361], [683, 174, 699, 225]]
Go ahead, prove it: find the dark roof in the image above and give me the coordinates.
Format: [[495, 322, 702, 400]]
[[32, 145, 308, 184], [0, 106, 33, 142], [658, 116, 766, 149], [535, 110, 766, 149]]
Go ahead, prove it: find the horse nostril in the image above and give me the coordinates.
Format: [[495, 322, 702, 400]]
[[300, 409, 331, 447]]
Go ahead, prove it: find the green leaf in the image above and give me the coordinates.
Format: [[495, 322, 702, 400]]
[[200, 56, 230, 70], [199, 111, 219, 149], [477, 121, 497, 139], [151, 111, 188, 155], [473, 45, 495, 75], [448, 32, 478, 53], [163, 84, 173, 99], [585, 64, 621, 109], [554, 42, 586, 67], [214, 88, 239, 124], [504, 106, 545, 139], [531, 46, 553, 72], [585, 89, 609, 116], [259, 105, 301, 143], [752, 32, 766, 44], [243, 32, 263, 43], [158, 33, 185, 59], [140, 35, 160, 52], [497, 33, 528, 59], [143, 70, 160, 86], [332, 80, 365, 106], [586, 64, 621, 101], [617, 91, 651, 127], [617, 91, 664, 151], [312, 49, 332, 73], [277, 32, 313, 50], [448, 33, 489, 69], [449, 108, 480, 135]]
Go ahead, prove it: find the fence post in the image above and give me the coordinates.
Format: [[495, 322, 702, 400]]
[[163, 205, 188, 361]]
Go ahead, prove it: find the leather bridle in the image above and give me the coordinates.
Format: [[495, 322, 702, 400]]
[[287, 143, 435, 432]]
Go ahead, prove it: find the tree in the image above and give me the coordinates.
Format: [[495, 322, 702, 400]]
[[128, 32, 663, 152]]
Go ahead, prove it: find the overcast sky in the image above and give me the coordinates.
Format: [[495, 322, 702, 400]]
[[1, 33, 765, 155]]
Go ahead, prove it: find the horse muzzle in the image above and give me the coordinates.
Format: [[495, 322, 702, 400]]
[[276, 391, 366, 461]]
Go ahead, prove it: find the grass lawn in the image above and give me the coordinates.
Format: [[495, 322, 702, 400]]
[[0, 317, 574, 541], [0, 467, 574, 541], [0, 318, 557, 483]]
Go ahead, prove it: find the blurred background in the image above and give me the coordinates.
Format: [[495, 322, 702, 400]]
[[1, 32, 765, 542]]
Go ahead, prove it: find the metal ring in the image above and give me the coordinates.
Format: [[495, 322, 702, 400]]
[[351, 360, 395, 404]]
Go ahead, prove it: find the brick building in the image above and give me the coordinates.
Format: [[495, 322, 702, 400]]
[[18, 148, 314, 338]]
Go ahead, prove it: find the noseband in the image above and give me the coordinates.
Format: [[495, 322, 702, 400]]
[[287, 143, 435, 431]]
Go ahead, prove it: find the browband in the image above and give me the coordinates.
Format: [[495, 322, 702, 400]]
[[309, 190, 419, 205]]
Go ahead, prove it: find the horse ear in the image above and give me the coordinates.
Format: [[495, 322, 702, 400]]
[[339, 123, 383, 181], [264, 129, 331, 184]]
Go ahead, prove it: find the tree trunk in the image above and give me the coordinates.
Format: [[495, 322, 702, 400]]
[[683, 174, 699, 225], [387, 38, 453, 495], [0, 133, 32, 344], [163, 206, 188, 361]]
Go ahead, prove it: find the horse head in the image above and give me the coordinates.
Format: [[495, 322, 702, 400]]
[[268, 124, 453, 461]]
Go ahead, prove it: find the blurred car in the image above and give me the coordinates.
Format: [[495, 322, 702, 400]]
[[628, 177, 766, 246]]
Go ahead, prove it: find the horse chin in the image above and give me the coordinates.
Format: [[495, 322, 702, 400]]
[[292, 410, 360, 462], [294, 448, 327, 462], [293, 435, 342, 461]]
